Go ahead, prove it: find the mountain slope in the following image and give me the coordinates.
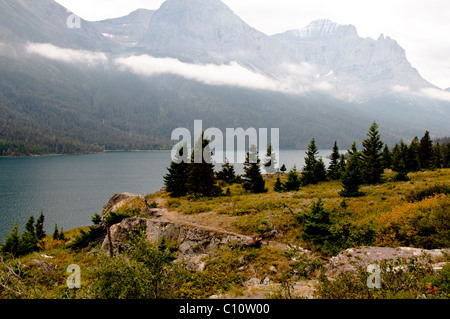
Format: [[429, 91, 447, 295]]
[[138, 0, 286, 70], [93, 9, 155, 47], [0, 0, 117, 51], [0, 0, 449, 156], [272, 19, 434, 99]]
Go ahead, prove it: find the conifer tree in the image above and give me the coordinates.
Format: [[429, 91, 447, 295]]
[[301, 138, 326, 185], [361, 122, 384, 184], [392, 140, 409, 173], [164, 142, 189, 197], [407, 137, 421, 172], [263, 144, 278, 174], [280, 164, 287, 174], [243, 144, 267, 194], [340, 142, 364, 197], [1, 222, 20, 256], [419, 131, 433, 169], [394, 159, 410, 181], [336, 154, 346, 177], [187, 133, 221, 197], [432, 143, 443, 169], [443, 143, 450, 168], [284, 165, 302, 191], [301, 199, 332, 249], [216, 158, 236, 183], [273, 177, 285, 192], [53, 224, 60, 241], [381, 144, 392, 170], [21, 215, 38, 255], [35, 210, 46, 240], [328, 141, 341, 180]]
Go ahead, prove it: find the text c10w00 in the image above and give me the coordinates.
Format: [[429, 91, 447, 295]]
[[223, 303, 270, 314]]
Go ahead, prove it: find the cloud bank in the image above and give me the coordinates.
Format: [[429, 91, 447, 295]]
[[115, 55, 280, 91], [115, 54, 335, 94], [392, 85, 450, 102], [25, 43, 333, 94], [26, 43, 108, 65]]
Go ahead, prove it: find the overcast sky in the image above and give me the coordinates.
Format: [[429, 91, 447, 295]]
[[55, 0, 450, 89]]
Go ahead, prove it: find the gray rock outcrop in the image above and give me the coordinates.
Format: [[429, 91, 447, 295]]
[[327, 247, 450, 276]]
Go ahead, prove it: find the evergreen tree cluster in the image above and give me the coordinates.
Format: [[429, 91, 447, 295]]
[[164, 133, 268, 197], [286, 122, 449, 198], [388, 131, 450, 180], [1, 212, 47, 257], [165, 125, 450, 199]]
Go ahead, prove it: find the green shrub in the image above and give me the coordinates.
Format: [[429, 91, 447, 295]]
[[407, 184, 450, 202], [316, 257, 449, 299], [90, 231, 192, 299]]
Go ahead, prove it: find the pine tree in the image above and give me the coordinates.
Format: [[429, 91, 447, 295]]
[[314, 157, 327, 182], [53, 224, 60, 241], [187, 133, 221, 197], [407, 137, 421, 172], [1, 222, 20, 256], [25, 215, 35, 235], [216, 158, 236, 183], [20, 215, 38, 255], [301, 138, 326, 185], [263, 144, 278, 174], [284, 165, 301, 191], [163, 142, 189, 197], [394, 159, 410, 181], [392, 140, 410, 173], [35, 210, 46, 240], [443, 143, 450, 168], [280, 164, 287, 174], [361, 122, 384, 184], [243, 144, 267, 194], [340, 142, 364, 197], [301, 199, 332, 249], [381, 144, 392, 170], [273, 177, 285, 192], [432, 143, 443, 169], [419, 131, 433, 170], [328, 141, 340, 180], [336, 154, 346, 178]]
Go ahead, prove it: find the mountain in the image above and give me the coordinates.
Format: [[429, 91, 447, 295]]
[[93, 9, 155, 47], [0, 0, 117, 51], [138, 0, 287, 70], [272, 19, 433, 100], [0, 0, 449, 156]]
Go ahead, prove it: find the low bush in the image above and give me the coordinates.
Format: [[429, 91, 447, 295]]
[[375, 194, 450, 249], [406, 184, 450, 202], [316, 257, 450, 299]]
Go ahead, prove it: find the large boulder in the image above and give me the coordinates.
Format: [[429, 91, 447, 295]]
[[101, 216, 261, 270], [327, 246, 450, 276]]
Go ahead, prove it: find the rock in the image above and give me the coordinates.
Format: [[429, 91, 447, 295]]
[[102, 193, 137, 217], [101, 215, 264, 270], [269, 266, 277, 273], [262, 277, 271, 285], [327, 247, 450, 276], [246, 278, 261, 287]]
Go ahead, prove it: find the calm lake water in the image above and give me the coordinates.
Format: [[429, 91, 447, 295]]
[[0, 150, 332, 242]]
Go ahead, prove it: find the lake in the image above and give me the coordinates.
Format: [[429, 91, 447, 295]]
[[0, 150, 332, 242]]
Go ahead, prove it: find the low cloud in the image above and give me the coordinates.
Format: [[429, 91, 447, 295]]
[[115, 54, 335, 95], [26, 43, 108, 65], [281, 62, 336, 94], [391, 85, 450, 102], [420, 87, 450, 102], [115, 55, 281, 91], [24, 43, 335, 95]]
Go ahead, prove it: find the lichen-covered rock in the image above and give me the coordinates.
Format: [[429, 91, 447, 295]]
[[326, 246, 450, 276], [101, 216, 261, 270]]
